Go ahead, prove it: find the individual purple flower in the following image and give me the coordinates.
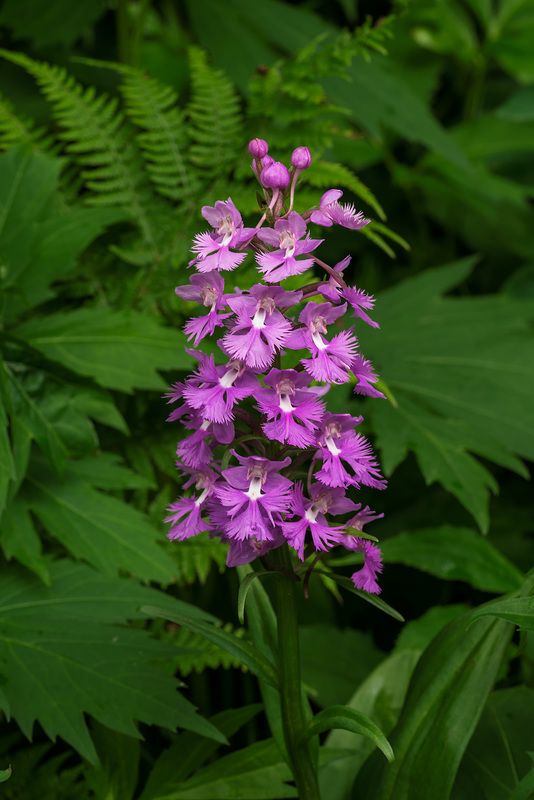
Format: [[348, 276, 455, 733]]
[[190, 198, 255, 273], [255, 211, 323, 282], [173, 405, 235, 468], [222, 285, 300, 370], [346, 538, 383, 594], [352, 355, 386, 398], [175, 271, 231, 345], [213, 454, 293, 542], [341, 286, 379, 328], [256, 368, 325, 448], [310, 189, 370, 230], [281, 482, 357, 560], [314, 413, 386, 490], [222, 527, 286, 567], [317, 255, 351, 303], [286, 302, 358, 384], [165, 467, 218, 541], [181, 352, 259, 423]]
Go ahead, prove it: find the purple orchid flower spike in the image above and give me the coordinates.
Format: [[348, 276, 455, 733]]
[[256, 211, 323, 282], [310, 189, 370, 230]]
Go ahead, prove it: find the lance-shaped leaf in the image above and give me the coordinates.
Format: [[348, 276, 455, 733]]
[[0, 559, 224, 765], [354, 608, 515, 800], [142, 606, 279, 690], [139, 705, 263, 800], [380, 526, 524, 593], [470, 596, 534, 630], [303, 705, 393, 763], [149, 738, 297, 800], [14, 307, 193, 393]]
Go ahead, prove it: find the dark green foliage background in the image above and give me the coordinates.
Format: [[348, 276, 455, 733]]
[[0, 0, 533, 798]]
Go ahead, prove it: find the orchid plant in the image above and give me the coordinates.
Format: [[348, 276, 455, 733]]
[[165, 139, 392, 798]]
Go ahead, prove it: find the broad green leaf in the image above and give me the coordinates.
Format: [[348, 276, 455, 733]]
[[23, 456, 176, 582], [0, 0, 107, 48], [381, 526, 524, 592], [150, 738, 297, 799], [470, 596, 534, 629], [489, 1, 534, 82], [394, 605, 470, 654], [139, 705, 263, 800], [354, 610, 515, 800], [359, 258, 534, 530], [0, 560, 224, 764], [14, 308, 193, 392], [506, 756, 534, 800], [304, 705, 394, 763], [0, 496, 49, 583], [321, 649, 421, 800], [142, 606, 279, 690], [452, 114, 534, 159], [0, 393, 15, 516], [452, 687, 534, 800], [323, 55, 471, 169], [497, 87, 534, 121], [84, 722, 140, 800], [299, 625, 383, 709]]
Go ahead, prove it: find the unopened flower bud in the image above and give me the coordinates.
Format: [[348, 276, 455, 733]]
[[260, 161, 291, 190], [248, 138, 269, 159], [291, 146, 311, 170]]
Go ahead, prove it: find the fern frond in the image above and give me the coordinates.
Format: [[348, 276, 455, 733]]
[[118, 68, 200, 203], [0, 49, 158, 247], [305, 160, 386, 220], [187, 47, 242, 175], [0, 91, 55, 152], [359, 220, 410, 258], [172, 531, 227, 586], [169, 625, 246, 677]]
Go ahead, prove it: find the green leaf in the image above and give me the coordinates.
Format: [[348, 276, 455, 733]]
[[299, 624, 383, 709], [84, 722, 140, 800], [237, 570, 277, 625], [14, 308, 193, 392], [0, 559, 224, 764], [488, 1, 534, 83], [0, 392, 15, 516], [139, 705, 263, 800], [324, 55, 471, 169], [360, 257, 534, 530], [23, 455, 176, 582], [381, 526, 524, 592], [313, 570, 405, 621], [0, 0, 107, 47], [149, 738, 297, 799], [497, 87, 534, 121], [142, 606, 279, 691], [320, 649, 421, 800], [506, 756, 534, 800], [470, 596, 534, 630], [354, 609, 515, 800], [0, 765, 11, 782], [452, 687, 534, 800], [305, 705, 394, 762], [0, 495, 49, 583]]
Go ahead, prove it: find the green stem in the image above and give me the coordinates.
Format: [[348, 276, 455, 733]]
[[273, 546, 321, 800]]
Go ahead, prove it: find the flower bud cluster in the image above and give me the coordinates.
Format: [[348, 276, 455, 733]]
[[166, 140, 385, 594]]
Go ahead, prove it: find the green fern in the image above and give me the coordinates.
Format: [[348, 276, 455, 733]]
[[0, 49, 158, 248], [187, 47, 242, 175], [118, 67, 200, 203], [0, 91, 54, 152], [169, 625, 246, 677], [172, 532, 228, 586]]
